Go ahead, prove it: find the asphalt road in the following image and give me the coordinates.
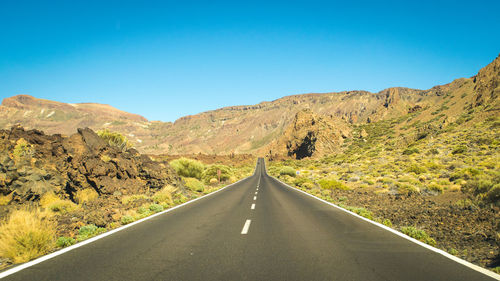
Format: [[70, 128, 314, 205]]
[[2, 158, 497, 280]]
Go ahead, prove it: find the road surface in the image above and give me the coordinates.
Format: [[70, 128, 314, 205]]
[[1, 158, 496, 280]]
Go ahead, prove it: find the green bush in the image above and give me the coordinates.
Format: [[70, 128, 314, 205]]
[[318, 178, 349, 190], [202, 164, 232, 183], [77, 224, 106, 241], [120, 215, 135, 225], [293, 177, 315, 188], [401, 226, 436, 246], [452, 145, 467, 154], [97, 129, 132, 151], [184, 177, 205, 192], [346, 207, 373, 220], [279, 166, 296, 177], [170, 158, 205, 179], [149, 204, 164, 213], [402, 147, 420, 155], [397, 183, 420, 196], [56, 236, 76, 248], [406, 164, 427, 175], [426, 183, 443, 193], [12, 138, 34, 160], [382, 219, 392, 227]]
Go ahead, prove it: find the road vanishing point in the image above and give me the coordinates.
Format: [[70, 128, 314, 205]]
[[1, 158, 498, 281]]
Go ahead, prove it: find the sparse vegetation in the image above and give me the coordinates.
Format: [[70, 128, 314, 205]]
[[401, 226, 436, 246]]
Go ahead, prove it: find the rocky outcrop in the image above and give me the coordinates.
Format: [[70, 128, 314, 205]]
[[473, 54, 500, 107], [0, 126, 181, 203], [274, 110, 350, 159]]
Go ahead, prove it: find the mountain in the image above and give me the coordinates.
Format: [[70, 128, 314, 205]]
[[1, 55, 499, 156]]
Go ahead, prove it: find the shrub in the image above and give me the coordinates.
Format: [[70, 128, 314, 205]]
[[120, 215, 135, 225], [136, 206, 153, 218], [170, 158, 205, 179], [406, 164, 427, 175], [318, 178, 349, 190], [452, 145, 467, 154], [77, 224, 106, 241], [40, 192, 79, 214], [462, 178, 493, 196], [152, 185, 176, 205], [293, 177, 315, 188], [184, 177, 205, 192], [75, 189, 99, 204], [382, 219, 392, 227], [56, 236, 76, 248], [12, 138, 34, 160], [401, 226, 436, 246], [427, 183, 444, 193], [402, 147, 419, 155], [209, 178, 218, 184], [97, 129, 132, 151], [428, 148, 439, 155], [202, 164, 232, 183], [279, 166, 296, 177], [346, 207, 373, 220], [0, 209, 56, 263], [149, 204, 164, 213], [397, 183, 420, 196]]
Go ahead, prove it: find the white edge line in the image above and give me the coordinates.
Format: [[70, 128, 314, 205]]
[[0, 176, 250, 279], [241, 219, 251, 234], [271, 176, 500, 280]]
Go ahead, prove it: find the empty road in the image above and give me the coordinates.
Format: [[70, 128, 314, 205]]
[[1, 158, 497, 280]]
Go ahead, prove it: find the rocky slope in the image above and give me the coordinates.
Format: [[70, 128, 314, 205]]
[[0, 125, 182, 207]]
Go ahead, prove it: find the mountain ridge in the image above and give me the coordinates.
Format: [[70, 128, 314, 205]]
[[1, 54, 498, 156]]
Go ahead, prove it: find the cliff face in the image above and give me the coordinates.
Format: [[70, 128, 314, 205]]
[[473, 55, 500, 107], [272, 110, 350, 159]]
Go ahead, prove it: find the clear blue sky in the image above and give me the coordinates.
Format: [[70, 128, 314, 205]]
[[1, 0, 499, 122]]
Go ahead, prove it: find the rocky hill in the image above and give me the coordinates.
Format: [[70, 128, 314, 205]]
[[1, 55, 499, 157]]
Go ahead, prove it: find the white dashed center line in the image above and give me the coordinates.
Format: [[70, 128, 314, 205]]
[[251, 203, 255, 210], [241, 219, 251, 234], [255, 191, 258, 195], [253, 196, 257, 200]]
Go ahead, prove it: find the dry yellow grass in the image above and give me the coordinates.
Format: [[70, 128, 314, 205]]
[[121, 194, 149, 205], [75, 189, 99, 204], [152, 185, 177, 205], [0, 208, 56, 263], [40, 192, 79, 214]]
